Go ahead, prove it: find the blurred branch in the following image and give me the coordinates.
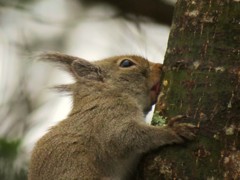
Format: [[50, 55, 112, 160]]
[[80, 0, 174, 25], [0, 0, 34, 11]]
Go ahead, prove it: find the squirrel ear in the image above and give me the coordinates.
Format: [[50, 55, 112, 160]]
[[38, 52, 104, 82], [71, 60, 104, 82]]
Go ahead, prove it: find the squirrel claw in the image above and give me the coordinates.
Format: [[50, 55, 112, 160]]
[[167, 115, 188, 127], [167, 115, 198, 141]]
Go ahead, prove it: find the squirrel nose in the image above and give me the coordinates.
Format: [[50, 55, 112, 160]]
[[156, 63, 163, 70], [151, 63, 163, 71]]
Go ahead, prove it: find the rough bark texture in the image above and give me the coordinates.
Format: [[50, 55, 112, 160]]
[[137, 0, 240, 179]]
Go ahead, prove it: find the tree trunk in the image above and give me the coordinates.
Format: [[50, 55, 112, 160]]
[[137, 0, 240, 179]]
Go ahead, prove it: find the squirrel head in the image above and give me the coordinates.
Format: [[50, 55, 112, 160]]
[[40, 52, 163, 114]]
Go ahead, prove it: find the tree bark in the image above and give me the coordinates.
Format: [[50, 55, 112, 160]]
[[137, 0, 240, 179]]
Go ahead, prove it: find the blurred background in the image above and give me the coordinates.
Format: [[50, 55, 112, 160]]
[[0, 0, 176, 179]]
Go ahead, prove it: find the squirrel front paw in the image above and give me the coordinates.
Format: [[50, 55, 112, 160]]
[[167, 115, 197, 141]]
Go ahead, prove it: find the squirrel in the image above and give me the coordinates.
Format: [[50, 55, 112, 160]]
[[28, 52, 196, 180]]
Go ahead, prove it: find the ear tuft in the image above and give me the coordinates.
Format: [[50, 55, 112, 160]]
[[38, 52, 80, 76], [38, 52, 104, 82], [72, 60, 104, 82], [52, 84, 72, 92], [39, 52, 77, 65]]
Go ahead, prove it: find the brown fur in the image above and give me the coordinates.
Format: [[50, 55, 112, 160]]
[[28, 53, 196, 180]]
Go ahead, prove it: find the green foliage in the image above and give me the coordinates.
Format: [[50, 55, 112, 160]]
[[0, 138, 27, 180], [151, 111, 167, 126], [0, 0, 34, 8], [0, 138, 21, 159]]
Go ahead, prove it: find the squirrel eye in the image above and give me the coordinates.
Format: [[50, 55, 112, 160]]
[[119, 59, 136, 68]]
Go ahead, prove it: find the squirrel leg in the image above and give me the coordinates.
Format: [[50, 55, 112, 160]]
[[127, 121, 196, 153]]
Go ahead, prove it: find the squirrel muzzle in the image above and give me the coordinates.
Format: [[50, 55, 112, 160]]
[[149, 63, 163, 105]]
